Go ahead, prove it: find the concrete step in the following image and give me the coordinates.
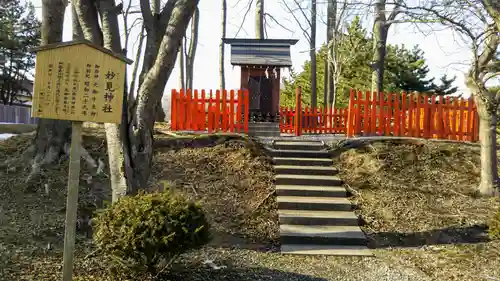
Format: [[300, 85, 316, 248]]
[[274, 165, 338, 176], [273, 157, 333, 166], [276, 185, 346, 197], [281, 244, 372, 256], [248, 130, 281, 137], [277, 196, 352, 211], [275, 174, 342, 186], [273, 141, 326, 151], [248, 122, 280, 128], [280, 224, 367, 246], [268, 149, 331, 159], [278, 210, 359, 226]]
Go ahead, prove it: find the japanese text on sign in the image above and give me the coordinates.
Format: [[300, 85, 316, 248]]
[[32, 42, 126, 123]]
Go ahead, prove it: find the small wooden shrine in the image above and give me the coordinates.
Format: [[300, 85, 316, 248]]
[[223, 38, 298, 122]]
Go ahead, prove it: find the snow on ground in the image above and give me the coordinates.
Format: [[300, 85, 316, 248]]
[[0, 134, 17, 140]]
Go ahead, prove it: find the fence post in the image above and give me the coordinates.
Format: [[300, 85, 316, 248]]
[[294, 87, 302, 136], [346, 89, 355, 137], [243, 89, 249, 133], [171, 89, 177, 130]]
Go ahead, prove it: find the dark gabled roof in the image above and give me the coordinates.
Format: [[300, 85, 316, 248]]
[[30, 40, 133, 65], [222, 38, 299, 67]]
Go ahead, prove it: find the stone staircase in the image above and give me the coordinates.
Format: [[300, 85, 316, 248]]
[[248, 122, 280, 137], [268, 140, 372, 256]]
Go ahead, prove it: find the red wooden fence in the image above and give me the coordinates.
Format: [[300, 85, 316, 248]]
[[279, 107, 348, 134], [170, 89, 249, 133], [279, 87, 349, 136], [346, 90, 479, 141], [170, 87, 479, 142]]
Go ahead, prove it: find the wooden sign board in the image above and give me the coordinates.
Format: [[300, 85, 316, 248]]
[[31, 41, 132, 124]]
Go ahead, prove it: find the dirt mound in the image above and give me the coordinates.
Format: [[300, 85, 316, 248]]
[[338, 140, 499, 235], [0, 130, 277, 280], [336, 139, 500, 281], [152, 138, 277, 248]]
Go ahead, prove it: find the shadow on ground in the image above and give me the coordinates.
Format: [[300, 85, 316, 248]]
[[167, 266, 327, 281], [208, 230, 280, 253], [368, 225, 490, 248]]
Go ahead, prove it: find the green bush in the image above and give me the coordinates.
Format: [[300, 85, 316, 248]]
[[93, 188, 210, 274], [489, 208, 500, 239]]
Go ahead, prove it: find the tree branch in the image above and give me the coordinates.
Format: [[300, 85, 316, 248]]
[[264, 12, 293, 32], [235, 0, 253, 37], [159, 0, 176, 26], [292, 0, 312, 28], [139, 0, 154, 29], [281, 0, 311, 42]]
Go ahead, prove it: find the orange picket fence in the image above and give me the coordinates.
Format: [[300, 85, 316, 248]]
[[170, 89, 249, 133], [279, 106, 348, 134], [346, 90, 479, 141]]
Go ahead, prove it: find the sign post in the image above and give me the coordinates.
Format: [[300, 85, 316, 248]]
[[62, 120, 83, 280], [31, 40, 132, 281]]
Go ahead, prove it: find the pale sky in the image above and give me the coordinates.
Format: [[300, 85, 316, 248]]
[[29, 0, 472, 101]]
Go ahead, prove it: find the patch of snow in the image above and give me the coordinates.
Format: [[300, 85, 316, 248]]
[[0, 133, 17, 140]]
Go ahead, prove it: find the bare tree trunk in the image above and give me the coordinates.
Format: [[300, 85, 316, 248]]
[[310, 0, 317, 109], [255, 0, 264, 39], [72, 5, 83, 39], [125, 0, 199, 191], [138, 0, 173, 123], [179, 38, 186, 90], [96, 0, 129, 201], [476, 103, 499, 196], [185, 8, 199, 89], [326, 0, 336, 108], [370, 0, 401, 95], [151, 0, 167, 123], [219, 0, 227, 90], [128, 25, 145, 105], [28, 0, 71, 183]]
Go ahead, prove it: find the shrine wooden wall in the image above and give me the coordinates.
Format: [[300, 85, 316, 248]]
[[240, 66, 280, 114]]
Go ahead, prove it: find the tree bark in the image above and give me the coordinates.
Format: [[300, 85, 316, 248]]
[[476, 101, 499, 196], [255, 0, 264, 39], [126, 0, 199, 191], [310, 0, 317, 108], [73, 0, 103, 44], [138, 0, 174, 123], [128, 25, 145, 106], [325, 0, 335, 108], [370, 0, 389, 95], [72, 5, 83, 39], [219, 0, 227, 90], [96, 0, 129, 201], [29, 0, 71, 182], [185, 8, 199, 89]]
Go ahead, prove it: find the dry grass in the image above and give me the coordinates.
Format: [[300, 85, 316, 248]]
[[0, 128, 278, 280], [336, 139, 500, 281], [151, 140, 278, 248], [1, 129, 500, 280], [0, 123, 37, 134]]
